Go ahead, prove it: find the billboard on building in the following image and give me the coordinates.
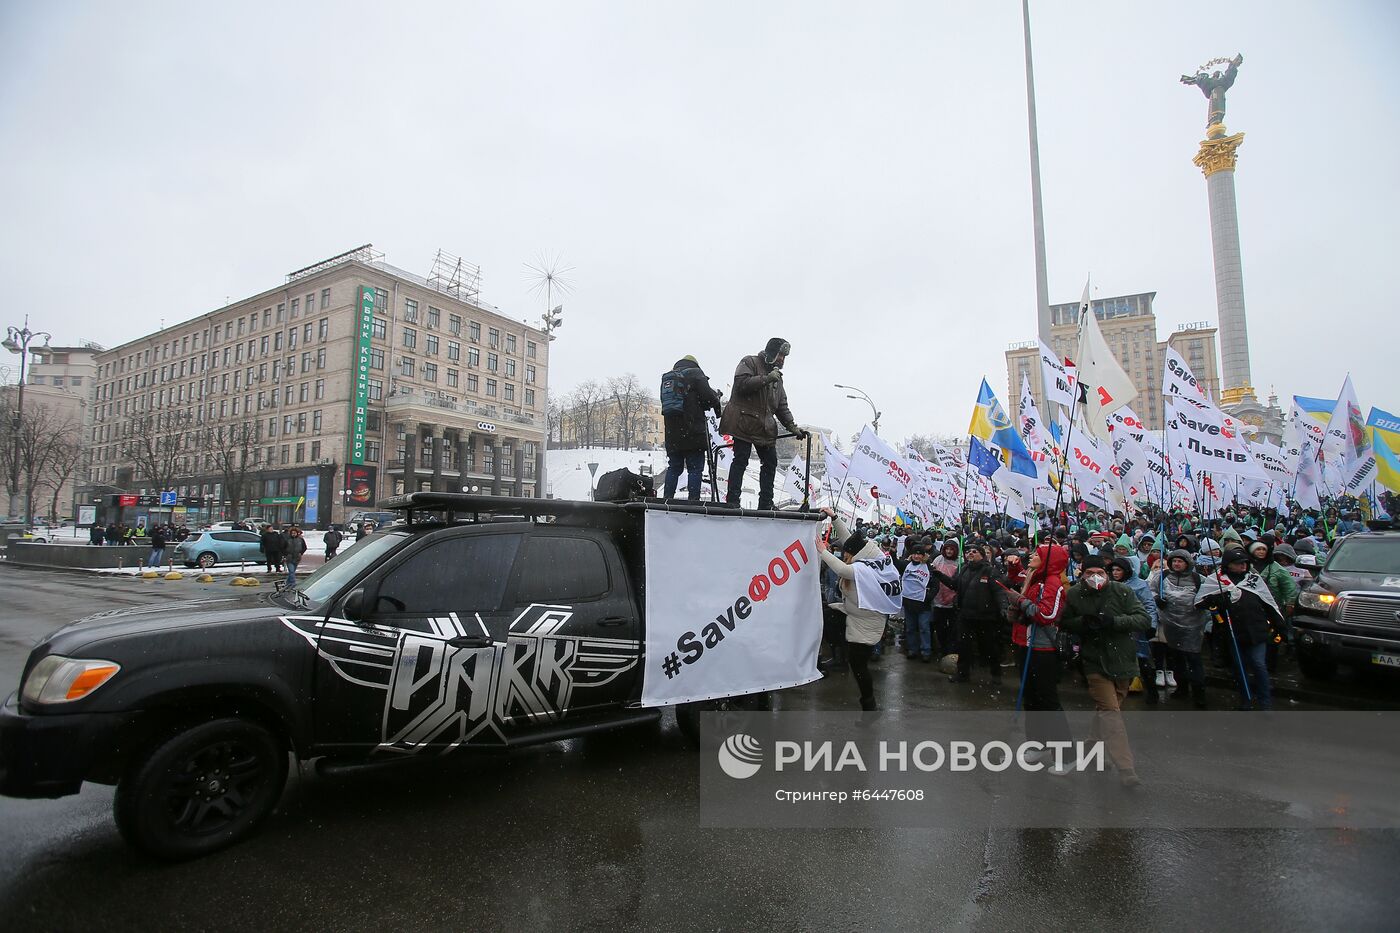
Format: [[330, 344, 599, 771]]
[[350, 285, 375, 465], [305, 474, 320, 525], [345, 464, 377, 508]]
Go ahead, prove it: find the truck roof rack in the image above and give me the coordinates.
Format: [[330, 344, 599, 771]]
[[380, 492, 823, 524]]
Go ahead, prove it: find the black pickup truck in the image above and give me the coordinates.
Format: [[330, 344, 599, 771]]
[[1293, 530, 1400, 680], [0, 493, 820, 859]]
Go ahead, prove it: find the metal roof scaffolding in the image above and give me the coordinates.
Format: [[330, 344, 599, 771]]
[[427, 249, 482, 303], [286, 244, 384, 283]]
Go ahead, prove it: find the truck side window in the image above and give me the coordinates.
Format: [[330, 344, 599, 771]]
[[515, 536, 610, 603], [375, 534, 521, 614]]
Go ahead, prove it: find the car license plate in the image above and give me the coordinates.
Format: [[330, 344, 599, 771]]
[[1372, 654, 1400, 669]]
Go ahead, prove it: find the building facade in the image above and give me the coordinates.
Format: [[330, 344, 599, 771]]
[[556, 394, 663, 450], [1005, 292, 1220, 432], [1, 344, 98, 521], [87, 246, 549, 527]]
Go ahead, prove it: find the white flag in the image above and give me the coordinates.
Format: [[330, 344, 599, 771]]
[[1038, 340, 1077, 410], [1322, 375, 1368, 468], [1162, 347, 1212, 404], [846, 426, 915, 502], [852, 554, 903, 614], [1167, 395, 1268, 479], [1073, 279, 1138, 442]]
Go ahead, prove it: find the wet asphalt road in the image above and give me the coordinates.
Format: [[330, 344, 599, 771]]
[[2, 566, 1399, 932]]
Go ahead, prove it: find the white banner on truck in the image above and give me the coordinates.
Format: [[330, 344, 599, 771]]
[[641, 510, 822, 707]]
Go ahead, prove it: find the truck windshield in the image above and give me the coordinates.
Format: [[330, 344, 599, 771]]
[[300, 531, 409, 606], [1326, 537, 1400, 575]]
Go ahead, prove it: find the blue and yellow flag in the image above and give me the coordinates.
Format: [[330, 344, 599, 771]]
[[1293, 395, 1336, 425], [1367, 407, 1400, 493], [968, 379, 1037, 477]]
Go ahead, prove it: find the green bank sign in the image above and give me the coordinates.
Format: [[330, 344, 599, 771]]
[[350, 285, 375, 464]]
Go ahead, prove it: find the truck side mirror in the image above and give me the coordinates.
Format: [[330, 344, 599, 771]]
[[342, 588, 365, 622]]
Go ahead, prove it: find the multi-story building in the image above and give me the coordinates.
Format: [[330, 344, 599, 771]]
[[1, 343, 99, 520], [87, 246, 549, 527], [1005, 292, 1219, 432]]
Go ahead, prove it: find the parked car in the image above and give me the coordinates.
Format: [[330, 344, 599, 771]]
[[1293, 530, 1400, 680], [0, 492, 818, 859], [173, 529, 265, 569], [347, 510, 398, 534]]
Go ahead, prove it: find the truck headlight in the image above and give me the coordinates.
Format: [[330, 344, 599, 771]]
[[21, 656, 121, 705], [1298, 589, 1337, 612]]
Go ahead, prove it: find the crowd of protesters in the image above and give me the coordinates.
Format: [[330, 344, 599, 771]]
[[813, 494, 1393, 782]]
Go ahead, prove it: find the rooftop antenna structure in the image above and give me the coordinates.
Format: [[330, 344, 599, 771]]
[[525, 251, 574, 340], [428, 249, 482, 303]]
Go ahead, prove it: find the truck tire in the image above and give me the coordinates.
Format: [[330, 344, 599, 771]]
[[114, 717, 287, 860], [676, 692, 773, 746], [1297, 647, 1337, 682]]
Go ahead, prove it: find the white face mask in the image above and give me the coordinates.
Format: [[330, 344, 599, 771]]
[[1085, 574, 1108, 590]]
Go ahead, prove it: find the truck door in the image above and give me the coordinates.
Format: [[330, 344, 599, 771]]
[[311, 530, 523, 755], [500, 529, 642, 720]]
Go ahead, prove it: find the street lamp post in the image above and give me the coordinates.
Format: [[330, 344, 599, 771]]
[[833, 383, 881, 435], [3, 316, 53, 521], [538, 304, 563, 500]]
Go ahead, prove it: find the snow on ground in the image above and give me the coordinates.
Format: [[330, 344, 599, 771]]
[[546, 446, 802, 508]]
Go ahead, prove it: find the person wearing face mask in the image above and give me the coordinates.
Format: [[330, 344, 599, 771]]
[[1011, 543, 1073, 767], [1060, 556, 1152, 786]]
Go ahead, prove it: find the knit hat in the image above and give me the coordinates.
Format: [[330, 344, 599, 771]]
[[681, 355, 698, 364], [1222, 547, 1250, 567], [842, 532, 866, 555], [1080, 554, 1106, 571]]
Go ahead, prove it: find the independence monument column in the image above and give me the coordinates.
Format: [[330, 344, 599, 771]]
[[1182, 54, 1253, 406]]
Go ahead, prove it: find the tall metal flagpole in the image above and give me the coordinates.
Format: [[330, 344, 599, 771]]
[[1023, 1, 1053, 360]]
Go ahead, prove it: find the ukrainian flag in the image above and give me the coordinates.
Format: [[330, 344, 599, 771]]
[[1367, 407, 1400, 493], [968, 379, 1037, 477], [1293, 395, 1336, 426]]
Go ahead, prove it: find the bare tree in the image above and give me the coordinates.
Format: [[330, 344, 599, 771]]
[[606, 373, 650, 450], [570, 380, 607, 448], [205, 421, 260, 520], [901, 434, 940, 461], [43, 433, 86, 523], [120, 410, 194, 495], [546, 392, 567, 446], [11, 403, 79, 522]]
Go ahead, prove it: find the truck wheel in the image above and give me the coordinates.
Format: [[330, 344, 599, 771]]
[[196, 552, 218, 569], [114, 717, 287, 860], [1297, 648, 1337, 682], [676, 692, 773, 746]]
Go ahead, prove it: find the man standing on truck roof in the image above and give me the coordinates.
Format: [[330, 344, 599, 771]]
[[719, 336, 806, 510], [660, 355, 723, 501]]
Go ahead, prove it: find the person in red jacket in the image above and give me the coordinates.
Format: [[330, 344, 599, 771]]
[[1012, 543, 1072, 765]]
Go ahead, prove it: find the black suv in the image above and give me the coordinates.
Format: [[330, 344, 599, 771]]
[[1293, 530, 1400, 680], [0, 493, 817, 858]]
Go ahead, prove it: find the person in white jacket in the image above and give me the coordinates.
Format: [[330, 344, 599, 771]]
[[816, 509, 887, 710]]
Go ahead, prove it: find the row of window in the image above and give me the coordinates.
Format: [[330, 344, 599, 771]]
[[102, 292, 332, 378], [395, 299, 538, 359]]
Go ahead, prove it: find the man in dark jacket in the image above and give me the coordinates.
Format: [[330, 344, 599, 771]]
[[718, 337, 806, 510], [1061, 555, 1152, 786], [261, 525, 286, 573], [324, 526, 343, 560], [145, 525, 168, 569], [661, 355, 723, 501], [1199, 548, 1283, 710], [932, 541, 1007, 684]]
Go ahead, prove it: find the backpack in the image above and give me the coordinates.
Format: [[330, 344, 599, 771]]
[[593, 468, 655, 503], [659, 368, 689, 416]]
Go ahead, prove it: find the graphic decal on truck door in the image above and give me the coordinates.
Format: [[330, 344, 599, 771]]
[[281, 604, 639, 753]]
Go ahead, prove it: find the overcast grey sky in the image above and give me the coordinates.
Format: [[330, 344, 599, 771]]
[[2, 0, 1397, 441]]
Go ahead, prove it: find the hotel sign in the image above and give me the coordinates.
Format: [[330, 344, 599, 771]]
[[350, 285, 375, 464]]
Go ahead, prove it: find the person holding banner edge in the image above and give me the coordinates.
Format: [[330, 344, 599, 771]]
[[816, 507, 889, 711]]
